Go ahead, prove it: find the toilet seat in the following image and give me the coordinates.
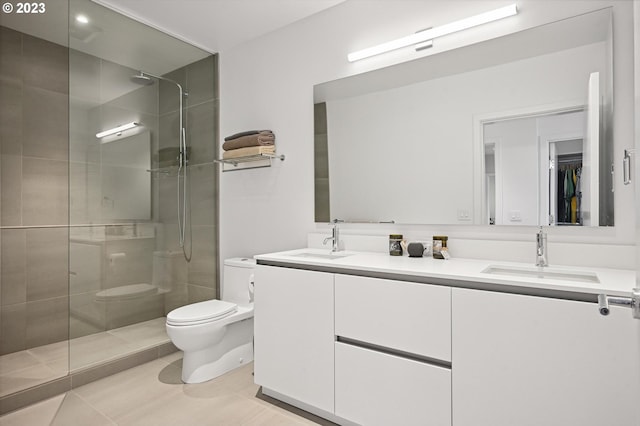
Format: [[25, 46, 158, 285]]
[[167, 300, 238, 326]]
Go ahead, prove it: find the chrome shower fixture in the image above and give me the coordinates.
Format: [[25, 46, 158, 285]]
[[131, 70, 191, 261]]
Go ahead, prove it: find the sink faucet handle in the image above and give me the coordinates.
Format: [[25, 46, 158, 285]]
[[323, 220, 341, 252]]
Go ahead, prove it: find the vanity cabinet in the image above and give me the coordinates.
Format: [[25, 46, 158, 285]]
[[334, 274, 452, 425], [253, 265, 334, 413], [254, 258, 639, 426], [335, 274, 451, 360], [335, 342, 451, 426], [452, 288, 640, 426]]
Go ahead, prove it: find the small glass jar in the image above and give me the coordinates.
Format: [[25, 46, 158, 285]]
[[432, 235, 448, 259], [389, 234, 403, 256]]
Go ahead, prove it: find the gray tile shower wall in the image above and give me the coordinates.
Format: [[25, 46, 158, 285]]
[[0, 26, 22, 80], [186, 100, 216, 165], [0, 227, 70, 356], [22, 87, 68, 161], [0, 25, 219, 353], [25, 228, 69, 302], [0, 26, 70, 355], [0, 229, 26, 306], [157, 55, 219, 298], [22, 157, 68, 226], [185, 55, 216, 107], [0, 27, 70, 228], [21, 34, 68, 94]]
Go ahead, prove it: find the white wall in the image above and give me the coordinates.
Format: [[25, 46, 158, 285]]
[[219, 0, 636, 269], [485, 117, 539, 226]]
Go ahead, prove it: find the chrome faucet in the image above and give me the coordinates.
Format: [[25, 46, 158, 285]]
[[323, 220, 342, 252], [535, 227, 548, 267]]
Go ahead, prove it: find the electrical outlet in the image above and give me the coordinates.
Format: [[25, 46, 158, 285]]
[[457, 209, 471, 221], [509, 210, 522, 222]]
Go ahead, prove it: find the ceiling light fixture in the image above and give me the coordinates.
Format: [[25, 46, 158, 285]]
[[76, 14, 89, 24], [96, 122, 139, 139], [347, 4, 518, 62]]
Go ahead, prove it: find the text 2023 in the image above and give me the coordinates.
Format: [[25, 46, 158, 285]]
[[16, 2, 46, 13]]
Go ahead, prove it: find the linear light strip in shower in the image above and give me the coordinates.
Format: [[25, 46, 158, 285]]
[[347, 4, 518, 62], [96, 122, 140, 139]]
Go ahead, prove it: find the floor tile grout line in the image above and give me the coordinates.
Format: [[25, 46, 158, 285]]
[[69, 389, 120, 426], [49, 393, 69, 425]]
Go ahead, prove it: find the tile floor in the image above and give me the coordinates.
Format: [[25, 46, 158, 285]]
[[0, 318, 169, 397], [0, 353, 335, 426]]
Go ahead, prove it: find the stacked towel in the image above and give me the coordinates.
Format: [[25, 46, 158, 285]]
[[222, 145, 276, 159], [223, 130, 275, 150]]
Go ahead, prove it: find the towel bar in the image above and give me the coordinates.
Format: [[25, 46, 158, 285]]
[[214, 153, 285, 172]]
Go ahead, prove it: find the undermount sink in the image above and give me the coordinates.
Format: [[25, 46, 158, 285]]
[[291, 251, 353, 261], [482, 265, 600, 283]]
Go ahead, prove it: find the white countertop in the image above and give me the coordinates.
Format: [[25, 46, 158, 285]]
[[254, 248, 635, 297]]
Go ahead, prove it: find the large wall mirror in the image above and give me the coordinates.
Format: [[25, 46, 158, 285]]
[[314, 8, 613, 226]]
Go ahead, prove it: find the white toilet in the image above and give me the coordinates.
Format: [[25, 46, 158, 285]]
[[166, 258, 255, 383]]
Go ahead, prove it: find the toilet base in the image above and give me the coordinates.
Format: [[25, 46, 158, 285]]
[[182, 341, 253, 383], [181, 318, 254, 383]]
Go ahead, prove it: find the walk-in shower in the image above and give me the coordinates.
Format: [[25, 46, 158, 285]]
[[131, 71, 192, 262], [0, 0, 218, 412]]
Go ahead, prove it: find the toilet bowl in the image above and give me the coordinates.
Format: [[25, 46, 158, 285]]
[[166, 258, 256, 383]]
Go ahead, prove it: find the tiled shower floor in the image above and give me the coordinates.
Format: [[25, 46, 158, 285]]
[[0, 318, 169, 398]]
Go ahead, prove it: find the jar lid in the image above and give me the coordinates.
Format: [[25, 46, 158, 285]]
[[389, 234, 403, 239], [433, 235, 448, 240]]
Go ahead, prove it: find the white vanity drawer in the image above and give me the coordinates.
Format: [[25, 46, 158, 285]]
[[335, 274, 451, 361], [335, 342, 451, 426]]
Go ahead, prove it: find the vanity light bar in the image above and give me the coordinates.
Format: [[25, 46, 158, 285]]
[[347, 4, 518, 62], [96, 122, 140, 139]]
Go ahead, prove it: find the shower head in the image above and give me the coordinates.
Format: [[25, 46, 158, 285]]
[[131, 70, 187, 97], [131, 72, 155, 86]]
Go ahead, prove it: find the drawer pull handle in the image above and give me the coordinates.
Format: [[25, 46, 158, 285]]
[[597, 289, 640, 319]]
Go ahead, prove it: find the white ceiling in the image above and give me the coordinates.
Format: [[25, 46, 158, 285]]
[[0, 0, 345, 107], [93, 0, 346, 54]]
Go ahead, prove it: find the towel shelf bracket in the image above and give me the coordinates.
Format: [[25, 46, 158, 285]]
[[214, 153, 285, 172]]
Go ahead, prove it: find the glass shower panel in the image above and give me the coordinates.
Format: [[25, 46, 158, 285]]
[[0, 0, 216, 406], [0, 1, 71, 399], [69, 48, 161, 370], [68, 0, 216, 373]]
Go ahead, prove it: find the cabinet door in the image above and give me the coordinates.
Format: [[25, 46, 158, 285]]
[[335, 274, 451, 361], [335, 342, 451, 426], [253, 265, 334, 413], [452, 288, 640, 426]]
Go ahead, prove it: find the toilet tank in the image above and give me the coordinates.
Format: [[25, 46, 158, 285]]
[[222, 258, 256, 304]]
